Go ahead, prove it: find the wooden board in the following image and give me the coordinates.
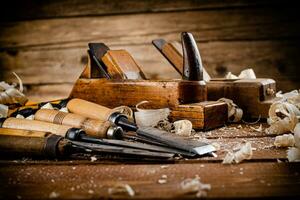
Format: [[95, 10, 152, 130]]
[[0, 122, 297, 199], [1, 7, 299, 48], [1, 40, 300, 99], [1, 162, 299, 199], [0, 0, 285, 21]]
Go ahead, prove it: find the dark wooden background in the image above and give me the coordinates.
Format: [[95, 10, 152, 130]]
[[0, 0, 299, 102]]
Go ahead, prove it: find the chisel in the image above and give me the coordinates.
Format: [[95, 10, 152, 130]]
[[67, 99, 216, 156], [0, 117, 121, 139], [65, 129, 196, 157], [0, 128, 174, 159]]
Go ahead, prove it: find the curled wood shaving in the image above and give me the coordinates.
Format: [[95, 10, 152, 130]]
[[222, 142, 253, 164], [0, 72, 27, 105], [218, 98, 243, 122], [0, 104, 8, 118], [294, 123, 300, 148], [112, 106, 133, 121], [134, 101, 170, 127], [287, 123, 300, 162], [156, 119, 173, 132], [274, 134, 295, 147], [225, 68, 256, 80], [266, 100, 300, 135], [180, 177, 211, 198], [173, 120, 193, 137], [108, 183, 135, 197], [287, 147, 300, 162]]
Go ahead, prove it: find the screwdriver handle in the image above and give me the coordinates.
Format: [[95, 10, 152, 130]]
[[34, 109, 112, 138], [0, 117, 72, 137], [67, 98, 113, 121]]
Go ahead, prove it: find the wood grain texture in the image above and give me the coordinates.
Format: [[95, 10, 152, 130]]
[[70, 79, 207, 109], [1, 40, 300, 89], [0, 0, 285, 21], [1, 4, 299, 99], [0, 162, 299, 199], [1, 7, 299, 49]]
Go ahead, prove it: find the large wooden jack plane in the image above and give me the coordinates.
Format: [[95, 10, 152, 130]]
[[152, 34, 277, 119], [69, 33, 227, 130]]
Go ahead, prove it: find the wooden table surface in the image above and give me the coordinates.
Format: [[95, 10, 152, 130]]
[[0, 123, 299, 199]]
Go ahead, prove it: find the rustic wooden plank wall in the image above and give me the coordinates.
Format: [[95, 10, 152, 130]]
[[0, 0, 299, 102]]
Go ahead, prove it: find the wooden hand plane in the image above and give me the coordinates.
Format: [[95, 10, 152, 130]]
[[152, 34, 277, 119], [69, 34, 227, 130]]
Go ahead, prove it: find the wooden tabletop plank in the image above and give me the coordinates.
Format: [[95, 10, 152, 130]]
[[0, 162, 299, 199]]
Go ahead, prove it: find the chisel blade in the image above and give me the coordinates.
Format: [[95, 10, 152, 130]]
[[70, 140, 174, 159], [136, 127, 216, 156]]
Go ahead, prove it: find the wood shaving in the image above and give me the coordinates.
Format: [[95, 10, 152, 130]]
[[222, 142, 253, 164], [112, 105, 133, 121], [0, 72, 27, 105], [274, 134, 295, 147], [135, 101, 170, 127], [294, 123, 300, 148], [158, 179, 167, 184], [225, 68, 256, 80], [266, 100, 300, 135], [156, 119, 173, 132], [180, 177, 211, 198], [173, 120, 193, 136], [218, 98, 243, 122], [49, 191, 60, 199], [108, 183, 135, 197], [90, 156, 97, 162], [0, 104, 8, 118], [287, 147, 300, 162], [250, 124, 263, 132], [287, 123, 300, 162]]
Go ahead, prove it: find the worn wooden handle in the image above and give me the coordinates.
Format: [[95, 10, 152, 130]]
[[0, 127, 50, 137], [34, 109, 111, 138], [67, 98, 112, 121], [1, 118, 72, 136], [0, 134, 66, 158]]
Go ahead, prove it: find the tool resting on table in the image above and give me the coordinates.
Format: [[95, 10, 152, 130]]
[[67, 98, 216, 156], [0, 128, 174, 159], [152, 32, 276, 118], [34, 109, 122, 139]]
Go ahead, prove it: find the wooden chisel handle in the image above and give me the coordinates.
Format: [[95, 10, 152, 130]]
[[67, 98, 113, 121], [34, 109, 114, 138], [0, 117, 72, 137], [0, 127, 50, 137], [0, 133, 67, 158]]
